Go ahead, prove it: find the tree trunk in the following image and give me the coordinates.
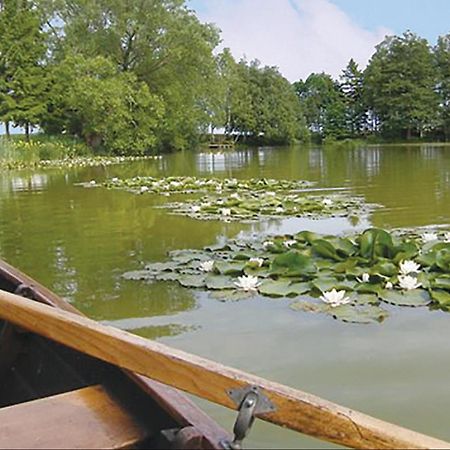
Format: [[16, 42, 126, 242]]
[[406, 128, 412, 140], [25, 123, 30, 142], [5, 121, 10, 139]]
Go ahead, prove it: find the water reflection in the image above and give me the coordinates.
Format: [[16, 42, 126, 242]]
[[0, 143, 450, 447]]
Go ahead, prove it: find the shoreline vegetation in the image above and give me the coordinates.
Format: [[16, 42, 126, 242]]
[[0, 2, 450, 156], [1, 134, 450, 171]]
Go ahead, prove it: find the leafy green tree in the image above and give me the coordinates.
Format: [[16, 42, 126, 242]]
[[364, 31, 438, 139], [44, 0, 220, 150], [225, 60, 306, 144], [435, 34, 450, 140], [294, 73, 346, 139], [42, 56, 164, 154], [0, 0, 48, 139], [339, 59, 367, 136]]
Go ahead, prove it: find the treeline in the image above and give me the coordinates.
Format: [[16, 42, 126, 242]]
[[0, 0, 306, 154], [1, 1, 450, 154], [296, 31, 450, 142]]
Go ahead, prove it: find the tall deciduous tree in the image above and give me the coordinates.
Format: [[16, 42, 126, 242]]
[[44, 0, 220, 150], [224, 59, 306, 144], [42, 55, 164, 154], [364, 31, 438, 139], [0, 0, 48, 139], [294, 73, 346, 140], [435, 34, 450, 140]]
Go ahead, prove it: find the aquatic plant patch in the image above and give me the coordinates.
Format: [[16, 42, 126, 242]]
[[162, 191, 375, 222], [0, 155, 163, 171], [123, 228, 450, 324], [101, 176, 314, 196]]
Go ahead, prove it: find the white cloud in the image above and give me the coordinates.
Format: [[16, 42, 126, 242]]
[[195, 0, 391, 81]]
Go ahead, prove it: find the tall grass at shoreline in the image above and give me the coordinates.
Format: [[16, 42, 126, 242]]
[[0, 135, 90, 169]]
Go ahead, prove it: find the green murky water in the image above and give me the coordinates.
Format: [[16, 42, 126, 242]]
[[0, 144, 449, 448]]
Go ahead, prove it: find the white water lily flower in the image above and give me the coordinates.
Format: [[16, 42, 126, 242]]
[[89, 180, 96, 186], [322, 198, 333, 207], [220, 208, 231, 216], [199, 260, 215, 272], [140, 186, 149, 193], [249, 257, 264, 267], [266, 192, 276, 197], [399, 260, 421, 275], [170, 181, 182, 188], [276, 207, 285, 214], [385, 282, 394, 290], [398, 275, 422, 291], [234, 275, 260, 292], [111, 177, 119, 183], [230, 193, 240, 200], [422, 232, 438, 243], [202, 202, 212, 208], [357, 273, 370, 283], [191, 205, 201, 213], [320, 289, 351, 308], [284, 240, 297, 248]]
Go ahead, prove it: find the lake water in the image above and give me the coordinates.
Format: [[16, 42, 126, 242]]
[[0, 144, 449, 448]]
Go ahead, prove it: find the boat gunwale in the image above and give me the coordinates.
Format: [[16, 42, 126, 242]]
[[0, 258, 229, 449]]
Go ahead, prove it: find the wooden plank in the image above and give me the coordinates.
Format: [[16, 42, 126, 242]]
[[0, 258, 230, 449], [0, 385, 150, 449], [0, 289, 448, 450]]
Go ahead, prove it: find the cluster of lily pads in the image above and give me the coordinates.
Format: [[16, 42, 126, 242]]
[[102, 176, 314, 196], [1, 155, 162, 171], [124, 228, 450, 324], [162, 191, 373, 222]]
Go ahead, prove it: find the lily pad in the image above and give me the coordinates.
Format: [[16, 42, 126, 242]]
[[178, 274, 207, 288], [430, 290, 450, 308], [205, 275, 235, 290], [379, 289, 431, 307], [331, 304, 389, 324], [259, 280, 310, 298], [270, 251, 316, 277]]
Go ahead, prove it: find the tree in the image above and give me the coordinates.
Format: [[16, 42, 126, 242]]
[[339, 59, 367, 137], [435, 34, 450, 140], [364, 31, 438, 139], [42, 55, 164, 154], [0, 0, 48, 139], [222, 59, 306, 144], [44, 0, 221, 150], [294, 73, 346, 140]]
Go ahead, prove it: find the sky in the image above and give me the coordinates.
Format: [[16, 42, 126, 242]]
[[188, 0, 450, 82]]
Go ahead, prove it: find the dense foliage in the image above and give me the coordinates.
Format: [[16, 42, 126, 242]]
[[0, 0, 306, 153], [295, 31, 450, 141], [1, 0, 450, 151]]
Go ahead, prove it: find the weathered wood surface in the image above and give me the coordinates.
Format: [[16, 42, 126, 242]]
[[0, 385, 150, 449], [0, 258, 229, 449], [0, 289, 448, 450]]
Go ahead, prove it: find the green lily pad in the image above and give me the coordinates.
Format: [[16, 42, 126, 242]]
[[270, 251, 316, 277], [432, 277, 450, 290], [178, 274, 207, 288], [379, 289, 431, 307], [259, 280, 311, 298], [214, 261, 246, 276], [205, 275, 235, 290], [430, 290, 450, 308], [330, 304, 389, 324]]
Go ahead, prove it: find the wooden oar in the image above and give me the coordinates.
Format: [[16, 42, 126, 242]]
[[0, 289, 447, 449]]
